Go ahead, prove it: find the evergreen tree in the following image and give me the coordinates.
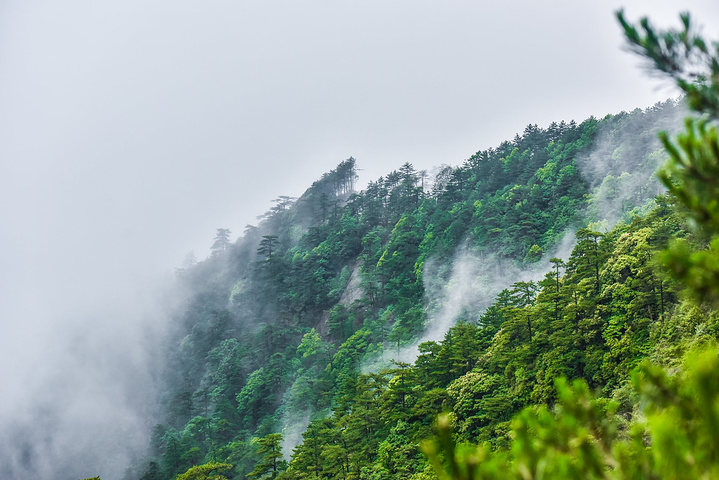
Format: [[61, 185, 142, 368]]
[[211, 228, 231, 255], [248, 434, 286, 479]]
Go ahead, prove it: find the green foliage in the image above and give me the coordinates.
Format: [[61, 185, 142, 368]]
[[424, 345, 719, 480], [174, 462, 232, 480], [140, 12, 717, 479], [297, 329, 324, 359], [421, 10, 719, 480], [619, 9, 719, 305], [248, 433, 287, 479], [658, 120, 719, 305], [617, 10, 719, 117]]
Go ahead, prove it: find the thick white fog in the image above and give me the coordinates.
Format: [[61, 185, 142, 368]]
[[0, 1, 718, 479]]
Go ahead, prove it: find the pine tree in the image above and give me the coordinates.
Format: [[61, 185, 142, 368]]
[[248, 433, 286, 479]]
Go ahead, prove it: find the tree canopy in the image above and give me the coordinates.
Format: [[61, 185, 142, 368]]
[[122, 10, 719, 480]]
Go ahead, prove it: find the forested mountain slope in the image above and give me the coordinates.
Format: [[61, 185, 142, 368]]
[[124, 93, 716, 480]]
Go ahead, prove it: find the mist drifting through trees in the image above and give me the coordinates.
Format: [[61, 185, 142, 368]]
[[2, 2, 719, 480]]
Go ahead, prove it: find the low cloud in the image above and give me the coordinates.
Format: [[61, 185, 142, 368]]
[[0, 277, 177, 480], [369, 231, 576, 368]]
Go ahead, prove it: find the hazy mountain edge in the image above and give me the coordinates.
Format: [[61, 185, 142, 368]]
[[132, 99, 688, 480]]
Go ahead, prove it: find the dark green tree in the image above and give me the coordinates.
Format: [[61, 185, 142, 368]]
[[257, 235, 279, 261], [248, 433, 287, 479]]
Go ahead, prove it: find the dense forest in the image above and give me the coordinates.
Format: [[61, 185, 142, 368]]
[[106, 11, 719, 480]]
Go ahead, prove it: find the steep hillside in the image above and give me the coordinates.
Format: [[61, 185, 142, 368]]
[[124, 98, 702, 480]]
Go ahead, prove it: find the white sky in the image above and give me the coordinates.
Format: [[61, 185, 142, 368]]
[[0, 1, 718, 478]]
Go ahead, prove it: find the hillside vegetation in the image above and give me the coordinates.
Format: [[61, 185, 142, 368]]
[[125, 11, 719, 480]]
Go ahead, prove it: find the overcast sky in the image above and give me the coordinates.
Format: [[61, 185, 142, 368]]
[[0, 1, 718, 478]]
